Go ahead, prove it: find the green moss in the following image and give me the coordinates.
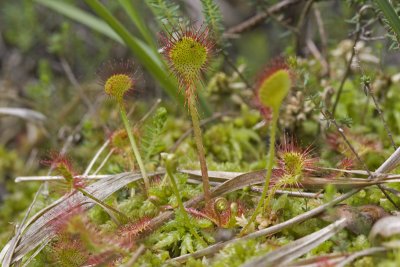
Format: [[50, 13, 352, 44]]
[[212, 239, 270, 267]]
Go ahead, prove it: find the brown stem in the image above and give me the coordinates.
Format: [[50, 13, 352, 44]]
[[321, 110, 400, 210], [188, 92, 212, 209], [331, 33, 360, 116], [365, 82, 397, 151], [224, 0, 302, 36], [313, 4, 329, 75]]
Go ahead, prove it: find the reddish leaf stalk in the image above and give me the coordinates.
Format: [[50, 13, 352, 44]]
[[188, 92, 212, 209]]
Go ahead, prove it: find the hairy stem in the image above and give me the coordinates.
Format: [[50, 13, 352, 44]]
[[366, 83, 397, 151], [165, 160, 207, 246], [241, 110, 278, 235], [188, 93, 212, 209], [119, 104, 150, 193]]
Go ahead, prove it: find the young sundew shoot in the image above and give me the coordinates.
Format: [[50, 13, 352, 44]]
[[160, 24, 215, 209], [98, 61, 150, 194], [262, 137, 318, 220], [42, 153, 129, 225], [241, 59, 292, 235]]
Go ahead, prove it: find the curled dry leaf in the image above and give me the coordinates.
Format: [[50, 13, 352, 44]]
[[242, 218, 348, 267], [369, 216, 400, 244], [321, 204, 389, 235], [0, 107, 46, 123]]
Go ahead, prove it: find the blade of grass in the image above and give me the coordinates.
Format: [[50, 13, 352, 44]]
[[242, 219, 348, 267], [85, 0, 212, 115], [35, 0, 183, 104], [34, 0, 123, 43], [118, 0, 156, 48], [374, 0, 400, 43], [35, 0, 212, 115]]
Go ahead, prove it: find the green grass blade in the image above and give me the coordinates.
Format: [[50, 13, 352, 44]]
[[84, 0, 182, 102], [34, 0, 123, 44], [374, 0, 400, 43], [35, 0, 212, 114], [118, 0, 156, 48]]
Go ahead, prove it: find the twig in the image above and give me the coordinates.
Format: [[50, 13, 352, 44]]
[[120, 244, 146, 267], [222, 51, 253, 90], [21, 239, 51, 267], [333, 4, 380, 115], [366, 83, 396, 150], [306, 39, 329, 75], [322, 110, 372, 176], [321, 110, 400, 209], [224, 0, 302, 35], [296, 0, 314, 32], [93, 149, 115, 175], [355, 51, 397, 151], [360, 35, 387, 41], [137, 98, 162, 126], [336, 247, 387, 267], [15, 175, 111, 183], [313, 4, 329, 67], [378, 185, 400, 197], [353, 49, 398, 204], [349, 6, 379, 38], [257, 188, 324, 199], [294, 0, 315, 56], [262, 7, 299, 34], [331, 33, 360, 116], [376, 147, 400, 173], [83, 140, 110, 176], [60, 57, 96, 115]]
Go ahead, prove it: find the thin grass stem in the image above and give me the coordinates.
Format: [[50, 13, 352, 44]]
[[119, 104, 150, 193]]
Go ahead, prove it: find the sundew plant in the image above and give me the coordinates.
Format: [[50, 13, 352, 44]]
[[4, 0, 400, 266]]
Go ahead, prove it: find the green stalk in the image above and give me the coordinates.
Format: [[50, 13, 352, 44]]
[[188, 92, 212, 209], [76, 187, 129, 224], [240, 110, 278, 235], [119, 104, 150, 193], [165, 158, 207, 246]]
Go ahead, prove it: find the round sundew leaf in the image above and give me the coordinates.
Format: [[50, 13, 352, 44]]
[[104, 74, 133, 102], [258, 69, 291, 111], [169, 36, 208, 82]]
